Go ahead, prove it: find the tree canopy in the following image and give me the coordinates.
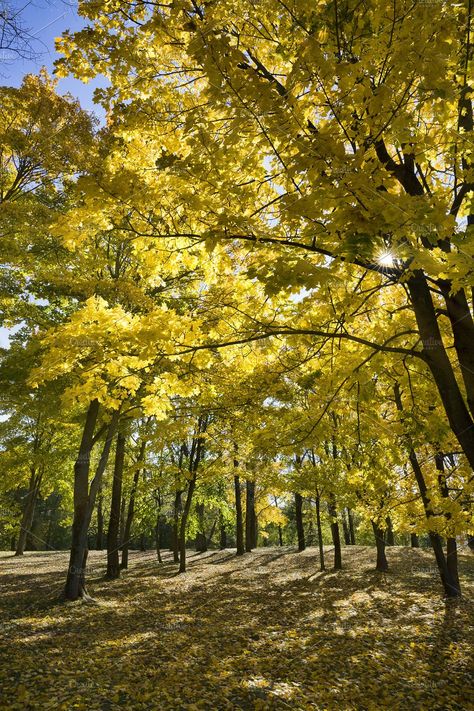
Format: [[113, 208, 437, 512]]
[[0, 0, 473, 626]]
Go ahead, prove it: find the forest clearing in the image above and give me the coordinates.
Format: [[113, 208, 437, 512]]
[[1, 546, 473, 710], [1, 0, 474, 709]]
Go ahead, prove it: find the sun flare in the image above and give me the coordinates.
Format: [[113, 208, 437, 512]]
[[377, 252, 395, 267]]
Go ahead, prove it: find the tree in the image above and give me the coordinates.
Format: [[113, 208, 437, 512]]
[[0, 341, 79, 556], [121, 430, 147, 570], [106, 429, 126, 579], [0, 1, 42, 64], [178, 415, 208, 573], [57, 1, 474, 479], [0, 72, 94, 328], [0, 0, 472, 612]]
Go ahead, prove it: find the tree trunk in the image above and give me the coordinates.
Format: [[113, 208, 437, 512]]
[[342, 509, 351, 545], [172, 490, 182, 563], [118, 496, 126, 550], [435, 452, 461, 595], [295, 492, 305, 551], [139, 532, 146, 551], [155, 512, 163, 564], [15, 468, 42, 556], [234, 472, 245, 555], [106, 432, 125, 579], [386, 516, 395, 546], [179, 475, 197, 573], [438, 282, 474, 418], [327, 495, 342, 570], [96, 486, 104, 550], [394, 384, 461, 598], [195, 502, 207, 552], [121, 440, 146, 570], [179, 424, 206, 573], [65, 400, 101, 601], [245, 480, 257, 551], [372, 521, 389, 572], [446, 537, 460, 592], [411, 533, 419, 548], [120, 500, 133, 569], [278, 525, 283, 547], [315, 493, 325, 571], [429, 531, 461, 597], [407, 273, 474, 470], [207, 517, 217, 547], [348, 508, 356, 544]]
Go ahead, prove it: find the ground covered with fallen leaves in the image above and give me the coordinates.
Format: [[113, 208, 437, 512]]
[[0, 545, 473, 710]]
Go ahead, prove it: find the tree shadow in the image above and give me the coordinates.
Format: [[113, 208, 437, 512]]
[[0, 546, 472, 710]]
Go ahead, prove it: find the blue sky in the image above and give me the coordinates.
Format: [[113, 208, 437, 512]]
[[1, 0, 106, 118], [0, 1, 107, 348]]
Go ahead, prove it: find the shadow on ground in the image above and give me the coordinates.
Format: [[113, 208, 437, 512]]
[[0, 546, 472, 710]]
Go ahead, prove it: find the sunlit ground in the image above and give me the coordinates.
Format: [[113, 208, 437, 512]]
[[0, 546, 473, 710]]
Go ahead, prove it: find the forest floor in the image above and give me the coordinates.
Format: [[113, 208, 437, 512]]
[[0, 545, 473, 711]]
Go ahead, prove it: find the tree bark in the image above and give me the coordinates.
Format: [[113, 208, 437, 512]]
[[407, 273, 474, 470], [446, 537, 460, 592], [245, 480, 257, 551], [121, 440, 146, 570], [315, 492, 325, 571], [172, 490, 182, 563], [435, 452, 461, 594], [386, 516, 395, 546], [15, 468, 42, 556], [278, 525, 283, 547], [348, 508, 356, 544], [394, 383, 461, 597], [295, 492, 305, 551], [65, 404, 119, 600], [372, 521, 389, 572], [342, 509, 351, 545], [428, 530, 461, 597], [327, 494, 342, 570], [179, 474, 197, 573], [411, 533, 419, 548], [207, 517, 217, 547], [195, 501, 207, 552], [234, 470, 245, 556], [155, 511, 163, 564], [106, 432, 126, 579], [118, 496, 126, 550], [96, 486, 104, 550], [438, 282, 474, 418], [178, 421, 206, 573], [64, 399, 100, 601]]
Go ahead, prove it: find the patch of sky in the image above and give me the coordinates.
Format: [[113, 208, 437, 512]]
[[0, 323, 21, 348], [1, 0, 107, 122]]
